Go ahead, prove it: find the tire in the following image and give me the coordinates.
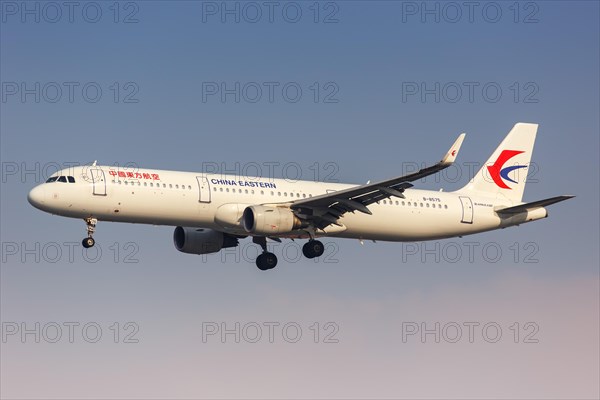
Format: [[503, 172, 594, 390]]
[[82, 237, 95, 248], [303, 240, 324, 259]]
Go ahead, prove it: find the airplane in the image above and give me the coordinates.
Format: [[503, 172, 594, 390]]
[[28, 123, 573, 270]]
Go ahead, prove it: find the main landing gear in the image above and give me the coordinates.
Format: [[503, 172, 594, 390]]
[[253, 237, 326, 270], [302, 239, 325, 259], [253, 237, 277, 271], [82, 217, 97, 248]]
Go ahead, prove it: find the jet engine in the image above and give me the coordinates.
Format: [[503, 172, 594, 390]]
[[173, 227, 239, 255], [242, 205, 305, 235]]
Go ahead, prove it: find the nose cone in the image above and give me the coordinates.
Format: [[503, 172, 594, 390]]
[[28, 185, 46, 209]]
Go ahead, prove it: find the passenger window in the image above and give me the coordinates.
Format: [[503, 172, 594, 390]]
[[408, 202, 411, 206], [144, 182, 147, 186], [57, 176, 67, 183], [402, 201, 405, 206], [175, 184, 179, 189], [46, 177, 58, 183], [426, 203, 429, 208], [68, 176, 75, 183], [444, 205, 448, 209], [169, 184, 173, 189]]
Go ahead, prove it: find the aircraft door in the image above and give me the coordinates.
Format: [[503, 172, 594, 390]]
[[90, 168, 107, 196], [459, 196, 473, 224], [196, 176, 211, 203]]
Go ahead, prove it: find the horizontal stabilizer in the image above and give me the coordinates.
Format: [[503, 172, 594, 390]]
[[495, 195, 575, 214]]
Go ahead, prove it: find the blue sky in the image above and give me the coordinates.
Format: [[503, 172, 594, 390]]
[[1, 1, 599, 398]]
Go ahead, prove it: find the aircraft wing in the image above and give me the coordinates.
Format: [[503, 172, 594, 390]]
[[290, 133, 466, 229]]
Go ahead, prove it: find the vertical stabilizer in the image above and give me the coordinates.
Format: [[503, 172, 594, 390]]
[[459, 123, 538, 204]]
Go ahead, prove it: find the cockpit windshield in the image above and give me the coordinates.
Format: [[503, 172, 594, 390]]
[[46, 176, 76, 183]]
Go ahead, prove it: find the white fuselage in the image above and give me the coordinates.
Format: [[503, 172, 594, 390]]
[[28, 165, 545, 242]]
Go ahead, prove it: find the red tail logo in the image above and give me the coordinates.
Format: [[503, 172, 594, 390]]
[[487, 150, 527, 189]]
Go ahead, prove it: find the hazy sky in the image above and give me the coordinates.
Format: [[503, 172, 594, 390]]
[[1, 1, 598, 399]]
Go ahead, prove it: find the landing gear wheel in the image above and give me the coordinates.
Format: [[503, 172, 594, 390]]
[[256, 252, 278, 271], [303, 240, 324, 259], [82, 237, 95, 248]]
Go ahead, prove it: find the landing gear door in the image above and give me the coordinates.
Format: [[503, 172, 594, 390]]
[[196, 176, 211, 203], [459, 196, 473, 224], [90, 168, 106, 196]]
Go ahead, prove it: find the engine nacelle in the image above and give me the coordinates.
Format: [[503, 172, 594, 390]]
[[243, 205, 304, 235], [173, 227, 238, 255]]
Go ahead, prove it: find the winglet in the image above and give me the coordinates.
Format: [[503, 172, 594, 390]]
[[440, 133, 466, 165]]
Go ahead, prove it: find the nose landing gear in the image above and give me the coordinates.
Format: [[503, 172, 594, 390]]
[[82, 217, 97, 248]]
